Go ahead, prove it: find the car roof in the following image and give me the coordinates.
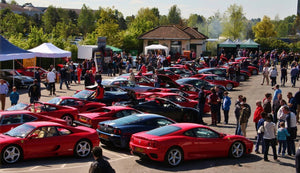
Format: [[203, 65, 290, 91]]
[[25, 121, 62, 127], [103, 106, 136, 110], [170, 123, 206, 130], [0, 110, 33, 115]]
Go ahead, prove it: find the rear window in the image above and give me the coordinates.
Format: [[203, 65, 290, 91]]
[[110, 115, 142, 126], [146, 125, 181, 136]]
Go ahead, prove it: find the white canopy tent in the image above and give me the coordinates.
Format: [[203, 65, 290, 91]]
[[145, 44, 169, 55], [28, 43, 71, 58]]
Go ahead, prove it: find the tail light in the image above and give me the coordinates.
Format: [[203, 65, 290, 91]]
[[113, 128, 121, 135], [148, 140, 157, 148]]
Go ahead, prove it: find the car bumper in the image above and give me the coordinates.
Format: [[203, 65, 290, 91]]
[[74, 120, 92, 128], [96, 129, 128, 148], [130, 142, 164, 162]]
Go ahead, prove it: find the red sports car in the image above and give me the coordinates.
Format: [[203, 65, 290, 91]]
[[147, 88, 199, 100], [74, 106, 142, 129], [130, 123, 253, 166], [0, 121, 99, 164], [192, 74, 239, 90], [0, 110, 67, 133], [24, 102, 79, 126], [16, 66, 48, 80], [47, 97, 105, 113]]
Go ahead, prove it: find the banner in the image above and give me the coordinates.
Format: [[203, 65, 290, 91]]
[[23, 57, 36, 67]]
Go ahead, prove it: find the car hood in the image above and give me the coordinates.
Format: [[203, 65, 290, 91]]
[[0, 133, 19, 143], [79, 112, 109, 119], [14, 75, 34, 81]]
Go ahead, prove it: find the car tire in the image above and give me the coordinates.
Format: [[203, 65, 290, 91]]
[[74, 139, 92, 158], [225, 83, 234, 90], [62, 114, 74, 126], [229, 141, 245, 159], [1, 145, 22, 164], [164, 147, 183, 167], [252, 69, 258, 75]]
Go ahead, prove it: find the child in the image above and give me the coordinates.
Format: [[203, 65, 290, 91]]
[[277, 121, 290, 157], [10, 86, 19, 106]]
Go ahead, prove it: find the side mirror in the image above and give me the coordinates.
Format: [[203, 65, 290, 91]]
[[220, 133, 226, 138]]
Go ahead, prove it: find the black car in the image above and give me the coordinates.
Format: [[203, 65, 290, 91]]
[[0, 69, 34, 88], [132, 98, 199, 123], [73, 88, 130, 106], [97, 113, 175, 148], [197, 68, 249, 81], [176, 78, 227, 92]]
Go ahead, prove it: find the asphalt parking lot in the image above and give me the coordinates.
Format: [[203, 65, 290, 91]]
[[0, 72, 299, 173]]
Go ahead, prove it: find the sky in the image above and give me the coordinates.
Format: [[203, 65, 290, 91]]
[[15, 0, 298, 20]]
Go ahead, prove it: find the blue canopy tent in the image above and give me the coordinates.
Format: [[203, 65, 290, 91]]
[[0, 35, 36, 85]]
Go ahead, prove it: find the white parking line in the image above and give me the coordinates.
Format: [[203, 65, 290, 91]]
[[104, 150, 130, 158], [60, 164, 66, 168], [30, 166, 40, 170]]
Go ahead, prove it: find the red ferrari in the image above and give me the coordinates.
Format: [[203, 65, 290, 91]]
[[0, 121, 99, 164], [192, 74, 239, 90], [47, 97, 105, 113], [0, 110, 67, 133], [16, 66, 48, 80], [74, 106, 142, 129], [24, 102, 79, 126], [130, 123, 253, 166]]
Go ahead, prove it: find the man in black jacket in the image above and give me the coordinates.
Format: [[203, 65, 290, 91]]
[[198, 86, 207, 125], [89, 146, 115, 173]]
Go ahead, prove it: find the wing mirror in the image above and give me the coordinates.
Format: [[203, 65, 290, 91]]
[[29, 134, 38, 139]]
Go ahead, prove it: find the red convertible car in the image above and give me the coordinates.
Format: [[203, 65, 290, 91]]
[[0, 110, 67, 133], [0, 121, 99, 164], [74, 106, 142, 129], [24, 102, 79, 126], [192, 74, 239, 90], [47, 97, 105, 113], [130, 123, 253, 166], [16, 66, 48, 80]]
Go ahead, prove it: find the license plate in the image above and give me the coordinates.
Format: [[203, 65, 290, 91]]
[[135, 147, 144, 153], [100, 133, 109, 140]]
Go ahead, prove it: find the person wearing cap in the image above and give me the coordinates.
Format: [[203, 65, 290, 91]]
[[89, 146, 115, 173], [222, 91, 231, 124], [28, 79, 41, 103]]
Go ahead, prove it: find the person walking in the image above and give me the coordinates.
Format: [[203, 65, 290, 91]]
[[269, 66, 278, 87], [208, 88, 220, 126], [281, 66, 287, 87], [261, 64, 270, 85], [255, 112, 266, 154], [291, 65, 299, 87], [283, 106, 297, 156], [240, 102, 250, 137], [47, 68, 56, 96], [59, 65, 70, 90], [277, 121, 290, 157], [235, 95, 243, 135], [198, 86, 207, 125], [260, 115, 278, 162], [89, 146, 115, 173], [28, 79, 41, 103], [222, 91, 231, 124], [9, 86, 19, 106], [0, 79, 8, 110]]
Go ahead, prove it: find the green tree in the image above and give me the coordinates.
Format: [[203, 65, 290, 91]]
[[187, 14, 205, 27], [95, 7, 122, 48], [222, 4, 246, 39], [159, 15, 169, 25], [77, 4, 95, 36], [253, 16, 277, 38], [10, 0, 18, 5], [27, 26, 48, 48], [168, 5, 181, 25], [42, 6, 60, 33]]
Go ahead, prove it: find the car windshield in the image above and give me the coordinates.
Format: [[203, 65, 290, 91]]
[[47, 97, 62, 105], [4, 124, 36, 138], [6, 103, 28, 111], [73, 90, 94, 99], [108, 114, 142, 126], [146, 125, 181, 136]]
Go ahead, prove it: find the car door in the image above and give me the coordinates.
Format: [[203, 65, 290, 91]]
[[24, 126, 61, 158], [193, 128, 226, 158], [160, 100, 182, 121]]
